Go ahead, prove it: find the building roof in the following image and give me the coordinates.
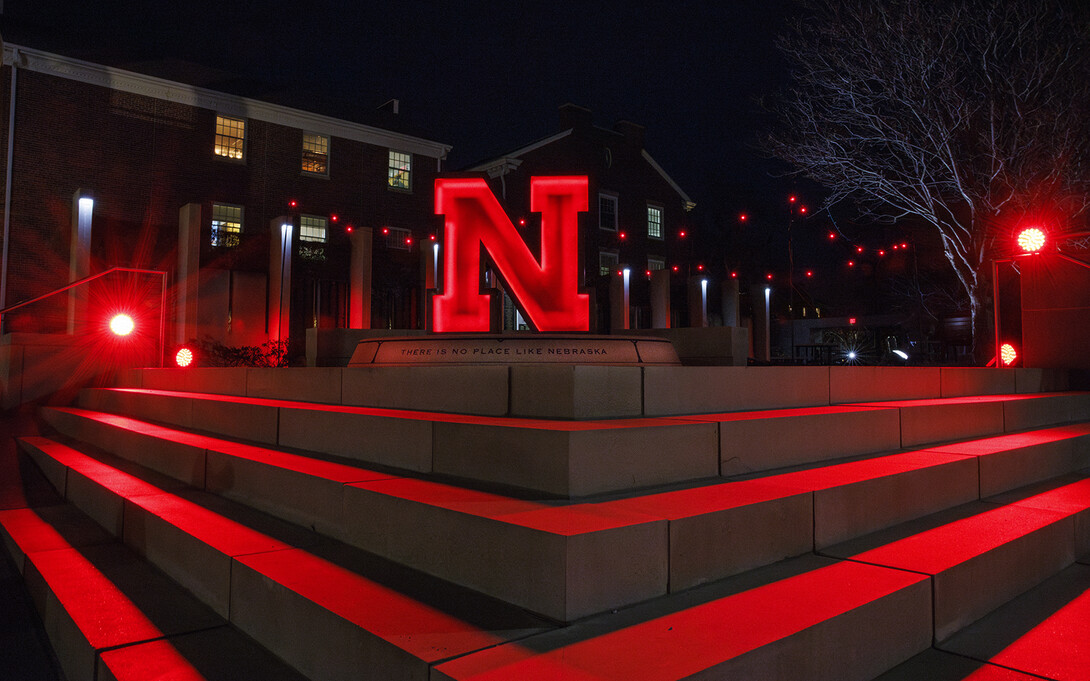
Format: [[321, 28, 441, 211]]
[[467, 122, 695, 210], [0, 26, 452, 160]]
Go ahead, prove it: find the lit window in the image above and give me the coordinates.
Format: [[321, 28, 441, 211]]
[[386, 226, 412, 250], [599, 249, 619, 276], [647, 205, 663, 239], [210, 203, 242, 247], [388, 151, 411, 190], [599, 194, 618, 231], [647, 256, 666, 271], [299, 215, 328, 243], [214, 115, 245, 160], [302, 133, 329, 175]]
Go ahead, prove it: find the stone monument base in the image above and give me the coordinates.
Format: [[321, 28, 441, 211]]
[[347, 334, 680, 366]]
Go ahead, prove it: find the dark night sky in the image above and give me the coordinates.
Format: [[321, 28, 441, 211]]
[[2, 0, 793, 213]]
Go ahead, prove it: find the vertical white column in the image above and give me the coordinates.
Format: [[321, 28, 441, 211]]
[[650, 269, 671, 328], [67, 190, 93, 333], [268, 217, 293, 341], [349, 226, 373, 329], [610, 267, 630, 332]]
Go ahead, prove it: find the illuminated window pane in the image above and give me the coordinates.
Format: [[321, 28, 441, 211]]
[[647, 205, 663, 239], [386, 226, 411, 250], [302, 132, 329, 174], [388, 150, 411, 190], [214, 115, 245, 160], [211, 203, 242, 247], [599, 249, 619, 276], [647, 256, 665, 271], [599, 194, 618, 231], [299, 215, 328, 243]]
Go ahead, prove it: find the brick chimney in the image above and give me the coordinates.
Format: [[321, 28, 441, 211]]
[[558, 103, 593, 131], [614, 120, 645, 149]]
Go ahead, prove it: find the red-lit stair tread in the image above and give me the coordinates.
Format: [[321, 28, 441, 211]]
[[237, 548, 534, 662], [433, 560, 927, 680], [849, 504, 1066, 574], [927, 424, 1090, 457]]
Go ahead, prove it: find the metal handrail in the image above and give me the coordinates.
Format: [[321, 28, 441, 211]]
[[0, 267, 168, 366]]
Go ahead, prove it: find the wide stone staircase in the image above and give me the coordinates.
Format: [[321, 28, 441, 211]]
[[3, 364, 1090, 680]]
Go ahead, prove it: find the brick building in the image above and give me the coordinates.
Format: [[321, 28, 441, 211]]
[[0, 37, 450, 360], [469, 104, 697, 331]]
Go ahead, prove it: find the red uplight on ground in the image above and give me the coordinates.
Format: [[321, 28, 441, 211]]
[[109, 314, 134, 336], [1001, 343, 1018, 366], [175, 347, 194, 368], [1017, 227, 1046, 253]]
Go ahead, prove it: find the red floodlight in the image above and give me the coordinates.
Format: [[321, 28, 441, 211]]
[[1000, 343, 1018, 366], [109, 314, 135, 336], [175, 347, 195, 368], [1017, 227, 1046, 253]]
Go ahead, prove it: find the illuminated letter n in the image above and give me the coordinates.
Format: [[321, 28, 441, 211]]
[[433, 176, 589, 332]]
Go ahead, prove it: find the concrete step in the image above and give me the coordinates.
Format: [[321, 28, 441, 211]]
[[119, 365, 1073, 419], [823, 496, 1086, 642], [936, 562, 1090, 681], [76, 388, 721, 497], [432, 554, 933, 681], [37, 399, 1090, 623], [77, 386, 1090, 496], [15, 436, 555, 681], [0, 504, 304, 681]]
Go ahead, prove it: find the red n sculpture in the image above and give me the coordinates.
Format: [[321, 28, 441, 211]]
[[432, 177, 590, 332]]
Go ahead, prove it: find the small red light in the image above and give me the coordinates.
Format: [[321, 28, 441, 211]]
[[697, 264, 704, 271], [382, 227, 389, 235], [620, 231, 627, 239], [346, 226, 353, 233], [430, 234, 436, 241], [645, 270, 652, 277], [806, 270, 813, 277], [330, 214, 338, 222], [849, 317, 857, 325], [289, 200, 298, 208], [789, 195, 797, 203], [901, 242, 908, 248], [679, 230, 687, 238], [878, 250, 886, 256], [1017, 227, 1046, 253], [766, 273, 773, 281], [800, 206, 807, 214], [828, 232, 836, 240], [731, 271, 737, 278], [175, 347, 194, 368], [672, 266, 679, 272], [518, 218, 526, 226], [848, 260, 855, 267], [405, 237, 412, 245], [739, 213, 748, 222], [856, 246, 864, 253], [1000, 343, 1018, 366]]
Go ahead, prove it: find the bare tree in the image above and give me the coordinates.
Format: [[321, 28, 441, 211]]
[[765, 0, 1090, 360]]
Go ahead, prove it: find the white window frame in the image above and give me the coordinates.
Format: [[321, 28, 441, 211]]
[[599, 249, 619, 276], [647, 256, 666, 272], [210, 203, 243, 247], [647, 204, 663, 240], [302, 132, 330, 176], [388, 150, 412, 190], [214, 115, 245, 161], [299, 215, 328, 243], [598, 193, 618, 231]]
